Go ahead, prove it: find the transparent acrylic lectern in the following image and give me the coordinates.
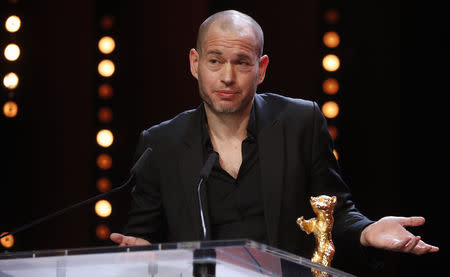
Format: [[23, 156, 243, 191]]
[[0, 239, 356, 277]]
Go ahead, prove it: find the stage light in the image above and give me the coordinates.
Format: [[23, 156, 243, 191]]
[[95, 200, 112, 217], [96, 177, 112, 192], [322, 101, 339, 119], [96, 129, 114, 147], [98, 107, 113, 123], [3, 101, 18, 118], [0, 232, 14, 248], [98, 59, 115, 77], [3, 72, 19, 89], [4, 43, 20, 61], [95, 224, 111, 240], [5, 15, 21, 33], [323, 31, 340, 48], [322, 78, 339, 95], [98, 83, 113, 99], [328, 125, 338, 140], [96, 153, 112, 170], [98, 36, 115, 54], [322, 54, 340, 72]]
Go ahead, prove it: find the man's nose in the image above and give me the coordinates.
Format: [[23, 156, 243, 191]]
[[220, 63, 235, 86]]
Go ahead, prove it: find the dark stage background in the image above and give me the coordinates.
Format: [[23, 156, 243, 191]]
[[0, 0, 446, 276]]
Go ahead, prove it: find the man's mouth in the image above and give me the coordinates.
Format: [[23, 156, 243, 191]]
[[215, 90, 238, 99]]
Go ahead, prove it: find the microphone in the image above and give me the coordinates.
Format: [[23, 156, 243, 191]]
[[0, 147, 153, 240], [197, 152, 219, 240]]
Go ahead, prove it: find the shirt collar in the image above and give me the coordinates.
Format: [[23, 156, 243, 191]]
[[200, 102, 258, 148]]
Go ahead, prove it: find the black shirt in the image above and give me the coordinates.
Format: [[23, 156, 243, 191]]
[[200, 105, 267, 243]]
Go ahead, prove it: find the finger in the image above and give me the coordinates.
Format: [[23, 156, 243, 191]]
[[400, 216, 425, 227], [391, 236, 412, 250], [412, 240, 440, 255], [403, 236, 421, 252]]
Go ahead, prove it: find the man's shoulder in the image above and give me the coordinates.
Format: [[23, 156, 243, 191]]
[[141, 107, 199, 142], [256, 92, 317, 115]]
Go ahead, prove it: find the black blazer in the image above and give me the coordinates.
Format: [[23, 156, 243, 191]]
[[124, 93, 373, 259]]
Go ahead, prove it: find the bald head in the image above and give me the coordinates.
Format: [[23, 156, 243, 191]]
[[196, 10, 264, 57]]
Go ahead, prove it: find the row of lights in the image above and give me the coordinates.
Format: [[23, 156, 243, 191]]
[[93, 14, 117, 241], [321, 8, 341, 160], [2, 14, 21, 119], [1, 9, 22, 249]]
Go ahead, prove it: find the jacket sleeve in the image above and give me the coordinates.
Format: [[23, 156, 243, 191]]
[[123, 130, 165, 242]]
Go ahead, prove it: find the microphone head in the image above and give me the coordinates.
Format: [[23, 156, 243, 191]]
[[130, 147, 153, 175], [199, 152, 219, 180]]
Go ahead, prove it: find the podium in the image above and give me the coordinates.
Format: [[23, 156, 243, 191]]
[[0, 239, 355, 276]]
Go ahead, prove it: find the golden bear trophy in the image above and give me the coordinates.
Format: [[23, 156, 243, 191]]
[[297, 195, 337, 277]]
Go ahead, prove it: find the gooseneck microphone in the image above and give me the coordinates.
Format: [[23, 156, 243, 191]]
[[0, 147, 153, 240], [197, 152, 219, 240]]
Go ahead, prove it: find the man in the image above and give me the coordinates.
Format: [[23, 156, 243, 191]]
[[111, 9, 438, 264]]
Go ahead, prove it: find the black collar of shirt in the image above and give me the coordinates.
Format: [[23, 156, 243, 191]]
[[200, 102, 258, 150]]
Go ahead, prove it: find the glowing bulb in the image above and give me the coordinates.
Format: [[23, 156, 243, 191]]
[[0, 232, 14, 248], [322, 101, 339, 119], [98, 36, 115, 54], [98, 107, 113, 123], [322, 78, 339, 95], [98, 59, 115, 77], [323, 31, 340, 48], [98, 83, 113, 99], [96, 224, 111, 240], [5, 15, 21, 33], [96, 177, 112, 192], [3, 101, 18, 118], [322, 54, 340, 72], [4, 43, 20, 61], [96, 153, 112, 170], [96, 129, 114, 147], [3, 72, 19, 89], [95, 200, 112, 217]]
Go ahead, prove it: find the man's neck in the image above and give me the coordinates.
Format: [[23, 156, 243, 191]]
[[204, 103, 252, 142]]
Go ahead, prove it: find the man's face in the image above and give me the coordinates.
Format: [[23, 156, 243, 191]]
[[189, 22, 269, 115]]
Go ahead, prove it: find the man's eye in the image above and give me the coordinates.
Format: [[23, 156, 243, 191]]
[[238, 61, 249, 66], [210, 59, 219, 64]]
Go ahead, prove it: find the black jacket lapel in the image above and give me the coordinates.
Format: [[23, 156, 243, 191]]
[[254, 94, 285, 247], [178, 105, 205, 240]]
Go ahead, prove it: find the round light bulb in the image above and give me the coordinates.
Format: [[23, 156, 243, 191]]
[[98, 59, 115, 77], [95, 200, 112, 217], [3, 72, 19, 89], [4, 43, 20, 61], [322, 101, 339, 119], [96, 129, 114, 148], [322, 54, 340, 72], [5, 15, 21, 33], [98, 36, 115, 54]]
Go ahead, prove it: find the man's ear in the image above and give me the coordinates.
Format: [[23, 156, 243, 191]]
[[189, 48, 199, 80], [257, 55, 269, 84]]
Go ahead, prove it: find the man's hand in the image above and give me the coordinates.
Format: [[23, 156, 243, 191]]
[[110, 233, 151, 246], [360, 216, 439, 255]]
